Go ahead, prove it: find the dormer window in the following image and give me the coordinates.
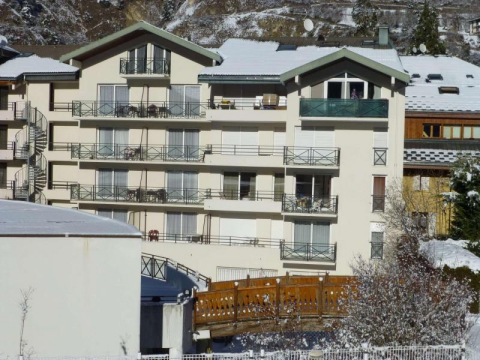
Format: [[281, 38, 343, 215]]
[[467, 74, 474, 79], [438, 86, 459, 94], [427, 74, 443, 81]]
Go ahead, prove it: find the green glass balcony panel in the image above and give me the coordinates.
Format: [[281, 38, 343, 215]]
[[300, 99, 388, 118]]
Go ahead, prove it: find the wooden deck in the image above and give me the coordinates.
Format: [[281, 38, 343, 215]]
[[193, 274, 353, 337]]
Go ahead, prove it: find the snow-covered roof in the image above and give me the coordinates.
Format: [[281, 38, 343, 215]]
[[0, 55, 78, 80], [401, 55, 480, 112], [420, 239, 480, 273], [199, 39, 408, 81], [0, 200, 141, 237]]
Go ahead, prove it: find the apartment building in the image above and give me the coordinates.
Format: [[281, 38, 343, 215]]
[[0, 22, 409, 279], [402, 55, 480, 236]]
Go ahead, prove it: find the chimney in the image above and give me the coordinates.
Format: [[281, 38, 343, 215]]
[[378, 26, 389, 46]]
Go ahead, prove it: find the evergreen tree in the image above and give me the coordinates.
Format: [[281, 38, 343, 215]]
[[449, 156, 480, 244], [352, 0, 379, 37], [162, 0, 176, 22], [412, 1, 446, 55]]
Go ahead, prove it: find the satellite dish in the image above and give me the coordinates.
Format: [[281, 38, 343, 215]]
[[304, 19, 314, 32], [419, 43, 427, 54], [412, 46, 417, 54]]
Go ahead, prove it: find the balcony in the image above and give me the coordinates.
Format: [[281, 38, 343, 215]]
[[206, 98, 287, 123], [280, 242, 337, 262], [204, 190, 282, 213], [119, 58, 170, 78], [71, 143, 208, 163], [282, 195, 338, 216], [143, 233, 283, 248], [72, 101, 208, 120], [71, 185, 210, 205], [205, 145, 284, 168], [0, 181, 15, 200], [0, 102, 29, 121], [373, 148, 387, 165], [300, 99, 388, 119], [284, 147, 340, 167]]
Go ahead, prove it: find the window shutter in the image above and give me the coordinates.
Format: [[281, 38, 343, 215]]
[[374, 128, 388, 148], [222, 127, 241, 154], [114, 169, 128, 188], [166, 212, 181, 239], [184, 129, 199, 159], [98, 169, 112, 187], [169, 86, 185, 116], [114, 128, 129, 156], [182, 212, 197, 236], [274, 128, 286, 155], [185, 86, 201, 116], [294, 221, 311, 251], [98, 128, 114, 157], [220, 218, 256, 240], [312, 222, 330, 247], [97, 209, 113, 218], [115, 86, 129, 105], [168, 129, 184, 159], [314, 127, 334, 148], [294, 126, 315, 164], [99, 86, 114, 116]]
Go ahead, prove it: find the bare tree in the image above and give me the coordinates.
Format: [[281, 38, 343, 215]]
[[19, 287, 35, 357]]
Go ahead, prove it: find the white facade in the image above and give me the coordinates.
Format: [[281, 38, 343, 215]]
[[0, 22, 409, 281], [0, 201, 142, 357]]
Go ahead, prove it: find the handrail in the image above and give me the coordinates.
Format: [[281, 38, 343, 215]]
[[284, 146, 340, 166], [72, 101, 209, 119], [120, 58, 170, 75], [210, 189, 277, 201], [208, 145, 284, 156], [71, 184, 211, 204], [0, 101, 29, 119], [143, 233, 284, 248], [0, 180, 15, 190], [48, 180, 78, 190], [141, 252, 211, 287], [70, 143, 207, 162], [212, 98, 287, 110], [282, 194, 338, 214]]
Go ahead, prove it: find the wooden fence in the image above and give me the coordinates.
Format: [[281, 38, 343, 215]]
[[194, 275, 352, 326]]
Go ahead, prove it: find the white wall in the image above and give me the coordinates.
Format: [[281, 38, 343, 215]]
[[0, 236, 141, 357]]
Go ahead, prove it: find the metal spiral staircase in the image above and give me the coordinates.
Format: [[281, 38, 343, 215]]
[[14, 104, 48, 204]]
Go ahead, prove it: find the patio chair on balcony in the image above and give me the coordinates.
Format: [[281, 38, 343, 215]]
[[147, 104, 158, 118]]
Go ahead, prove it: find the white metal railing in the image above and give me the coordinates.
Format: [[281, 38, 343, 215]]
[[25, 346, 480, 360]]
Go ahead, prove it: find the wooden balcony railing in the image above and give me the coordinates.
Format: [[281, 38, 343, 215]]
[[194, 274, 351, 325], [300, 99, 389, 118], [284, 146, 340, 166], [70, 143, 207, 162], [282, 194, 338, 214], [72, 101, 209, 119]]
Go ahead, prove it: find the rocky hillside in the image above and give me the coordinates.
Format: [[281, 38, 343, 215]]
[[1, 0, 480, 58]]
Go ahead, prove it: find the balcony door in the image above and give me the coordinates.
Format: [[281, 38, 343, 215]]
[[294, 221, 330, 254], [166, 212, 197, 241], [222, 126, 258, 155], [98, 128, 129, 158], [153, 45, 171, 74], [167, 171, 198, 202], [0, 163, 6, 188], [296, 174, 331, 199], [98, 169, 128, 199], [169, 85, 201, 117], [98, 85, 129, 116], [128, 45, 147, 74], [294, 126, 334, 165], [223, 172, 256, 200], [0, 125, 7, 150], [167, 129, 199, 160], [0, 87, 8, 111]]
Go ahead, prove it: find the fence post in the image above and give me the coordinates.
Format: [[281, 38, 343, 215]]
[[275, 278, 280, 320], [318, 276, 324, 317], [233, 281, 239, 324], [246, 274, 250, 288]]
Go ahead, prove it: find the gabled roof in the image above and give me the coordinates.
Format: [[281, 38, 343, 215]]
[[59, 21, 222, 63], [198, 39, 409, 84]]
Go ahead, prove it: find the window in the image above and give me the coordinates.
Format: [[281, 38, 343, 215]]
[[98, 85, 129, 116], [294, 221, 331, 254], [296, 174, 331, 199], [323, 73, 372, 99], [423, 124, 441, 138], [223, 172, 256, 200], [166, 212, 197, 241], [413, 175, 430, 191], [443, 125, 462, 139], [274, 173, 284, 202], [373, 176, 386, 212], [97, 168, 128, 199], [152, 45, 171, 74], [463, 126, 480, 139], [411, 212, 429, 233], [97, 209, 128, 223], [167, 171, 198, 202], [98, 128, 129, 158], [438, 86, 459, 94], [169, 85, 201, 117], [373, 128, 388, 165], [277, 44, 297, 51], [293, 126, 335, 165], [427, 74, 443, 81], [127, 45, 147, 74], [167, 128, 200, 160], [371, 231, 384, 259]]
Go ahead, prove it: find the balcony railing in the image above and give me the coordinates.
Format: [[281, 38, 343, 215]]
[[210, 189, 276, 201], [373, 148, 387, 165], [372, 195, 386, 212], [119, 58, 170, 75], [211, 98, 287, 110], [71, 143, 207, 162], [71, 184, 211, 204], [371, 242, 384, 259], [209, 145, 284, 156], [48, 181, 78, 190], [72, 101, 208, 119], [300, 99, 389, 118], [284, 147, 340, 166], [282, 194, 338, 214], [143, 233, 283, 248], [0, 101, 29, 120], [281, 242, 337, 262]]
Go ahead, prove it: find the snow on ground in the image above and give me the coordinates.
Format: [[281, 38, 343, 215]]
[[420, 239, 480, 272]]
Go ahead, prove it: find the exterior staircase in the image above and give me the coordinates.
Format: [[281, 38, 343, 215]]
[[13, 104, 48, 204]]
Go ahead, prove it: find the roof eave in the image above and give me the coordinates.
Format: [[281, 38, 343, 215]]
[[24, 72, 79, 81], [198, 75, 281, 84], [279, 48, 410, 84], [59, 21, 223, 63]]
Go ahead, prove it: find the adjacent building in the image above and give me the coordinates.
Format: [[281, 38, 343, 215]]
[[0, 22, 409, 280]]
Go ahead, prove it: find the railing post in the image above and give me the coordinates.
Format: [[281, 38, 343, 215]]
[[275, 278, 280, 320], [318, 276, 324, 318], [150, 256, 155, 279], [246, 274, 250, 288], [233, 281, 238, 324]]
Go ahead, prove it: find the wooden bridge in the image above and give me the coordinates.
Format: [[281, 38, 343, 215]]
[[193, 274, 352, 337]]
